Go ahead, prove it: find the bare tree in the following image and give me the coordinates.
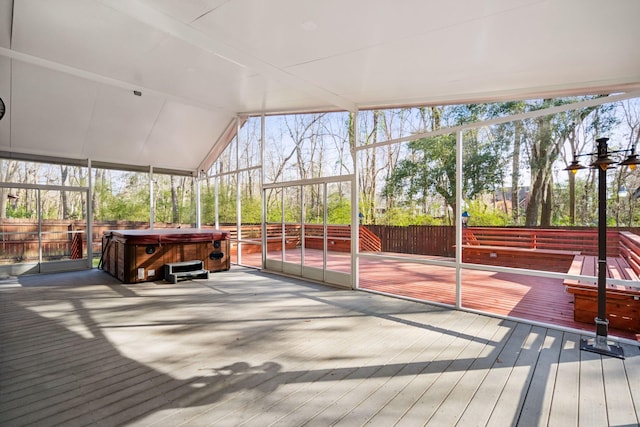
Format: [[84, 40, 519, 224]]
[[0, 160, 20, 219]]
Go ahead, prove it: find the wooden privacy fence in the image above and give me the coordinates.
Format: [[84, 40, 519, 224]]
[[0, 220, 198, 263], [365, 225, 456, 257], [2, 219, 640, 264], [0, 220, 86, 263], [365, 225, 640, 258]]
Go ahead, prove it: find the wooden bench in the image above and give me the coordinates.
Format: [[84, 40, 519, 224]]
[[232, 236, 300, 255], [463, 227, 620, 256], [461, 244, 579, 272], [564, 255, 640, 333], [620, 231, 640, 276], [305, 236, 351, 252], [303, 224, 352, 253]]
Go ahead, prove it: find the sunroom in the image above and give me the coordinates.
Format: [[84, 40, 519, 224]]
[[1, 0, 640, 343]]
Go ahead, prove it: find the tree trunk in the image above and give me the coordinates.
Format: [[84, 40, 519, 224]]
[[0, 188, 8, 219], [511, 122, 522, 223], [92, 168, 107, 220], [171, 176, 179, 223], [525, 107, 553, 226], [0, 160, 20, 219], [540, 178, 553, 226], [525, 170, 544, 226], [568, 172, 576, 225], [60, 165, 70, 219], [78, 168, 87, 220]]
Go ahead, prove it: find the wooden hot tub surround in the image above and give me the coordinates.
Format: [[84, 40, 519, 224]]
[[101, 228, 230, 283]]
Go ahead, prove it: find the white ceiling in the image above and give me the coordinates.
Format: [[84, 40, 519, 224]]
[[0, 0, 639, 173]]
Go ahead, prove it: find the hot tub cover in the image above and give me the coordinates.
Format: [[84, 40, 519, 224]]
[[103, 228, 229, 245]]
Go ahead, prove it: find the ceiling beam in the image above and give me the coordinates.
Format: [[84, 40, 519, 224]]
[[101, 0, 357, 112]]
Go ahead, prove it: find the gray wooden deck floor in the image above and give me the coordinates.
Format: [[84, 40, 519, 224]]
[[1, 267, 639, 427]]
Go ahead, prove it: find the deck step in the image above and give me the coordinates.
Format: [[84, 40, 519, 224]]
[[164, 260, 209, 284]]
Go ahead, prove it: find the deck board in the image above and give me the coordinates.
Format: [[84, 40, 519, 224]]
[[602, 354, 639, 427], [516, 328, 564, 426], [1, 268, 639, 426], [486, 325, 548, 426], [547, 333, 581, 427], [624, 345, 640, 419], [579, 346, 609, 427], [453, 322, 533, 426], [398, 316, 499, 425]]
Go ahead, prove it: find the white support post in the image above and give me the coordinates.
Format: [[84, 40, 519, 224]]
[[87, 159, 93, 267], [351, 110, 359, 290], [261, 114, 266, 268], [214, 172, 219, 229], [455, 130, 463, 309], [195, 172, 202, 229], [149, 166, 155, 229], [236, 117, 242, 264]]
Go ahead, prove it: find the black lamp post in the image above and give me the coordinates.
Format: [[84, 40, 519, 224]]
[[565, 137, 640, 359]]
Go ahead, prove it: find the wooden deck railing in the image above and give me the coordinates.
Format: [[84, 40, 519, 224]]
[[2, 220, 638, 266], [218, 224, 382, 255], [619, 231, 640, 277], [301, 224, 381, 252], [463, 227, 621, 257]]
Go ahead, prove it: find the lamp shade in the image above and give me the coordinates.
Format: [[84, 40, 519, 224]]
[[564, 159, 587, 174], [590, 156, 617, 170], [619, 153, 640, 170]]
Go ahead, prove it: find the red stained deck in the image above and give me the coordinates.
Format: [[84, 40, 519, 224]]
[[238, 248, 639, 342]]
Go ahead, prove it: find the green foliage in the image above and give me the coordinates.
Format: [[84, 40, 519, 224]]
[[154, 188, 174, 223], [375, 207, 448, 226], [5, 205, 35, 219], [265, 205, 282, 223], [463, 199, 511, 226], [240, 195, 262, 223], [93, 181, 149, 221], [384, 134, 454, 208], [327, 193, 350, 224], [384, 132, 505, 214], [200, 189, 216, 225], [217, 186, 237, 224]]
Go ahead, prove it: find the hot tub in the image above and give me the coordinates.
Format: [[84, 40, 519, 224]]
[[101, 228, 230, 283]]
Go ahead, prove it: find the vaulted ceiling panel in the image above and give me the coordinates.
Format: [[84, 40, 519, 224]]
[[82, 87, 165, 164], [143, 0, 231, 24], [131, 35, 252, 111], [189, 0, 539, 69], [12, 0, 166, 88], [139, 101, 233, 171], [285, 0, 640, 106], [9, 62, 97, 159]]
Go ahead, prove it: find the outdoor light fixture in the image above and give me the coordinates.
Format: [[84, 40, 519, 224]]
[[461, 211, 470, 227], [0, 96, 5, 120], [564, 137, 640, 359], [565, 156, 587, 174], [619, 148, 639, 170]]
